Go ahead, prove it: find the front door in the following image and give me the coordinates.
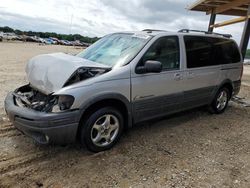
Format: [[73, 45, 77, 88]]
[[131, 36, 185, 123]]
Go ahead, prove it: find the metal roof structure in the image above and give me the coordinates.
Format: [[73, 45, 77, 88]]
[[189, 0, 250, 16], [189, 0, 250, 59]]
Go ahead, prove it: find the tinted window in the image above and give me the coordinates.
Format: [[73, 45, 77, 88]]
[[184, 37, 213, 68], [140, 36, 180, 70], [184, 36, 241, 68], [217, 39, 241, 64]]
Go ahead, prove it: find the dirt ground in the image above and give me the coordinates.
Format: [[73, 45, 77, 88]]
[[1, 41, 250, 188]]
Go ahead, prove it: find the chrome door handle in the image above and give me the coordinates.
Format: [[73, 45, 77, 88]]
[[187, 72, 195, 79], [174, 73, 183, 80]]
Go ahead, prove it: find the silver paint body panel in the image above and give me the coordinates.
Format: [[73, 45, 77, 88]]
[[22, 31, 244, 121]]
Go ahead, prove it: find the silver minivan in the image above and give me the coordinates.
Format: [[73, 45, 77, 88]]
[[4, 29, 243, 152]]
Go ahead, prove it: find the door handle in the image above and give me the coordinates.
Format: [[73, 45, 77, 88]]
[[187, 72, 195, 79], [174, 73, 183, 81]]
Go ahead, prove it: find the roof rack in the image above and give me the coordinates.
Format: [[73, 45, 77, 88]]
[[142, 29, 167, 33], [178, 29, 232, 38]]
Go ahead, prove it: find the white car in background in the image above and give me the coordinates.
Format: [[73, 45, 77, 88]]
[[0, 32, 3, 41], [3, 33, 18, 40]]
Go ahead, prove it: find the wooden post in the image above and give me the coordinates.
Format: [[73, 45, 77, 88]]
[[208, 11, 216, 32], [240, 6, 250, 59]]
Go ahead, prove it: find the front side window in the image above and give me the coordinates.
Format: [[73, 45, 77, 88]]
[[77, 33, 152, 67], [139, 36, 180, 70]]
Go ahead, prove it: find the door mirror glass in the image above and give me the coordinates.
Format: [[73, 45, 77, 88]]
[[136, 60, 162, 74]]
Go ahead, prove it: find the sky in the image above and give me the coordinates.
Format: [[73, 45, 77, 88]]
[[0, 0, 245, 44]]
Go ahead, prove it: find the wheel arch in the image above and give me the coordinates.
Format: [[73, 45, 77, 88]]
[[216, 79, 234, 99], [76, 93, 132, 140]]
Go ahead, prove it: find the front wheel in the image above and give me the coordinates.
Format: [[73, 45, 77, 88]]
[[80, 107, 124, 152], [210, 87, 230, 114]]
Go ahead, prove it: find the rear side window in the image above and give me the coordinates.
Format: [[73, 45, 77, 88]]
[[184, 37, 213, 68], [184, 36, 241, 68]]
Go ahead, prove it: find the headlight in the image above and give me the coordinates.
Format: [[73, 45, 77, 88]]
[[51, 95, 74, 113]]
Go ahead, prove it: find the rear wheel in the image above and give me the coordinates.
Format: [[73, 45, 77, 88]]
[[80, 107, 124, 152], [210, 87, 230, 114]]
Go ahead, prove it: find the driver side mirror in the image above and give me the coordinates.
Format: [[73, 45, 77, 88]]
[[136, 60, 162, 74]]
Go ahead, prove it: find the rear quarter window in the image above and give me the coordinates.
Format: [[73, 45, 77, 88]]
[[184, 36, 241, 68], [218, 39, 241, 64]]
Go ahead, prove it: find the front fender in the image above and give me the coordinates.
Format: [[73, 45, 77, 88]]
[[79, 92, 132, 128]]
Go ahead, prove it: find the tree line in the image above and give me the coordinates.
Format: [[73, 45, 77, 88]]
[[0, 26, 99, 43]]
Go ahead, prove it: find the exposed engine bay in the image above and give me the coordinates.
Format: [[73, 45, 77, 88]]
[[64, 67, 110, 87], [14, 67, 109, 112], [14, 85, 56, 112]]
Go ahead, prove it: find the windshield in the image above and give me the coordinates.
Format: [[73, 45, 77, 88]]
[[77, 33, 151, 67]]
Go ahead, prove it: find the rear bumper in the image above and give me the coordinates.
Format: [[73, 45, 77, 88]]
[[4, 92, 80, 144]]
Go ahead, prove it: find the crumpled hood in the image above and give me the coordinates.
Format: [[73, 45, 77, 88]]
[[26, 52, 109, 94]]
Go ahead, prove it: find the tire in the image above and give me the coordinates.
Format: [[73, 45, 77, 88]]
[[80, 107, 124, 152], [209, 87, 230, 114]]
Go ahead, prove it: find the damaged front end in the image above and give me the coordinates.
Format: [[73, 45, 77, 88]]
[[14, 66, 110, 112], [5, 84, 80, 145], [5, 53, 113, 145], [11, 52, 113, 115], [64, 67, 110, 87], [26, 52, 111, 95], [13, 85, 75, 113]]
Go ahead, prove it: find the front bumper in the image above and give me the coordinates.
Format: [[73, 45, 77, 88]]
[[4, 92, 80, 144]]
